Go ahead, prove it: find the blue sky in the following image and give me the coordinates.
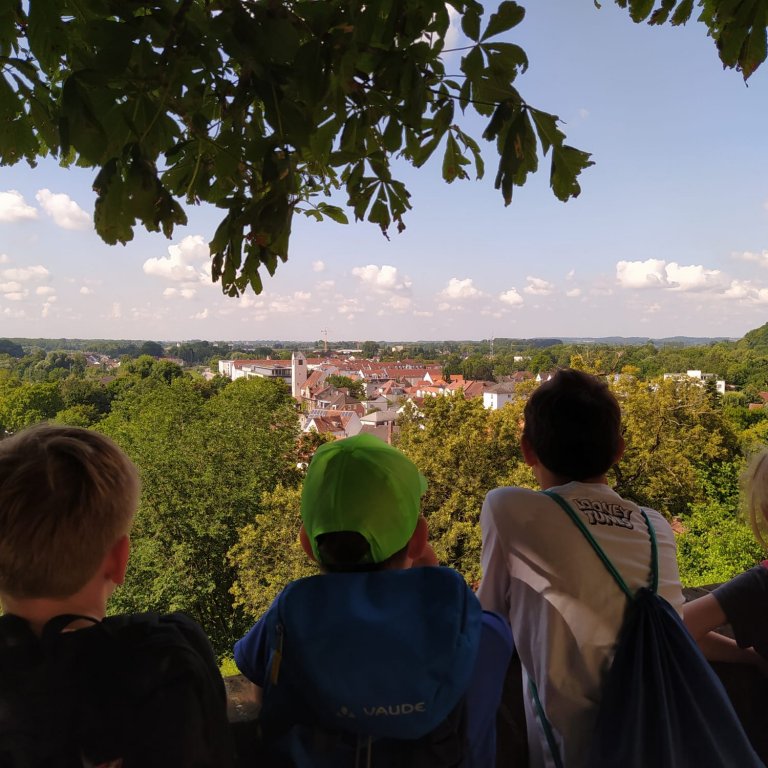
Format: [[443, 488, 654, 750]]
[[1, 1, 767, 343]]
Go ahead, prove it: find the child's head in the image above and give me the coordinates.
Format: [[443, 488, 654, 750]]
[[299, 434, 427, 572], [523, 368, 623, 482], [0, 424, 139, 600], [743, 449, 768, 549]]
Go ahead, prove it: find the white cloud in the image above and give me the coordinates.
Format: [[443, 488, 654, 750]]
[[665, 262, 722, 291], [733, 250, 768, 268], [193, 309, 210, 320], [143, 235, 210, 282], [0, 282, 22, 293], [267, 291, 312, 314], [79, 286, 93, 295], [0, 254, 8, 264], [312, 260, 326, 272], [3, 307, 26, 318], [566, 288, 582, 298], [722, 280, 768, 303], [499, 288, 524, 306], [0, 191, 37, 222], [413, 310, 434, 318], [578, 108, 589, 120], [238, 293, 265, 310], [5, 291, 27, 301], [646, 303, 662, 313], [110, 302, 122, 319], [316, 280, 335, 291], [440, 277, 481, 300], [566, 269, 575, 280], [617, 258, 723, 292], [337, 298, 364, 317], [763, 200, 768, 212], [385, 295, 413, 312], [1, 265, 49, 283], [35, 189, 90, 230], [524, 276, 554, 296], [352, 264, 412, 293], [36, 286, 55, 296], [616, 259, 667, 288]]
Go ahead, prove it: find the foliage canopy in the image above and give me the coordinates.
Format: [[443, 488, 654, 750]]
[[4, 1, 764, 294], [5, 0, 600, 295]]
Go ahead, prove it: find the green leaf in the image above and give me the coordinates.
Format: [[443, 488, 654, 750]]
[[530, 108, 565, 155], [550, 144, 595, 202], [671, 0, 695, 25], [442, 132, 470, 183], [481, 1, 525, 41], [740, 8, 768, 79], [27, 0, 65, 72], [649, 0, 678, 25], [454, 127, 485, 179], [482, 42, 529, 78], [628, 0, 656, 22], [316, 203, 349, 224], [461, 7, 481, 42]]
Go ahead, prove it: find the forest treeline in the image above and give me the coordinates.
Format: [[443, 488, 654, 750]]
[[2, 328, 768, 657]]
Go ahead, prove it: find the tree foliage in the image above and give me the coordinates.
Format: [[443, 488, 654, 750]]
[[2, 0, 596, 296], [228, 484, 316, 621], [397, 392, 532, 581], [611, 376, 737, 518], [100, 376, 301, 655], [612, 0, 768, 80]]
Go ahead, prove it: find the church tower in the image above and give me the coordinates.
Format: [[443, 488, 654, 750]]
[[291, 351, 307, 401]]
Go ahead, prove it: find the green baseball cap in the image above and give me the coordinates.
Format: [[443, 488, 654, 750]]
[[301, 434, 428, 564]]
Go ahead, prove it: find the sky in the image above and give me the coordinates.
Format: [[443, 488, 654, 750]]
[[2, 1, 768, 343]]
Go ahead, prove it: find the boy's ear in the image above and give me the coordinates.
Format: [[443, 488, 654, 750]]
[[521, 434, 538, 468], [299, 525, 318, 562], [406, 516, 429, 561], [105, 534, 130, 586]]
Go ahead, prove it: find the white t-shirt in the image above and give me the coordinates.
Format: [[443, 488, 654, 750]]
[[476, 482, 684, 768]]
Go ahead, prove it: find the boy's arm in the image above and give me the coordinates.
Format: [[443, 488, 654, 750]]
[[683, 594, 766, 669]]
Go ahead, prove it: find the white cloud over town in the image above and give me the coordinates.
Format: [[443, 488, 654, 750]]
[[144, 235, 211, 283], [733, 250, 768, 268], [440, 277, 482, 301], [0, 191, 37, 222], [35, 189, 91, 230], [616, 259, 723, 292], [1, 265, 50, 283], [524, 276, 554, 296], [312, 260, 326, 272], [352, 264, 411, 294], [499, 288, 524, 306]]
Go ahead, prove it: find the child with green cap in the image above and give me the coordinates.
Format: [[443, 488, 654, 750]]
[[234, 433, 512, 767]]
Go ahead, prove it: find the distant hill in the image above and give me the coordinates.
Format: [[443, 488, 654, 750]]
[[558, 336, 736, 347], [739, 322, 768, 350]]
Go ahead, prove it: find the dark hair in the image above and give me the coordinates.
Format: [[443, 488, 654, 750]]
[[523, 369, 622, 482], [315, 531, 409, 573]]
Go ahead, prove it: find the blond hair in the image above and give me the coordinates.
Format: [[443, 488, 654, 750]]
[[0, 424, 139, 599], [743, 448, 768, 550]]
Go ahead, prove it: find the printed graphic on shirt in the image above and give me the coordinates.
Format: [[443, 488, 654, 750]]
[[573, 498, 634, 529]]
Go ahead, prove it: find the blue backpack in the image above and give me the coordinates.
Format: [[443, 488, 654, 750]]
[[258, 567, 482, 767], [531, 491, 764, 768]]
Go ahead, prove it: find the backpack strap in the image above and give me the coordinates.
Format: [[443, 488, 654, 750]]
[[542, 490, 659, 596], [528, 491, 660, 768]]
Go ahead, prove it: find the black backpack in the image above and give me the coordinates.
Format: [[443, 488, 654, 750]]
[[0, 612, 234, 768], [530, 491, 764, 768]]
